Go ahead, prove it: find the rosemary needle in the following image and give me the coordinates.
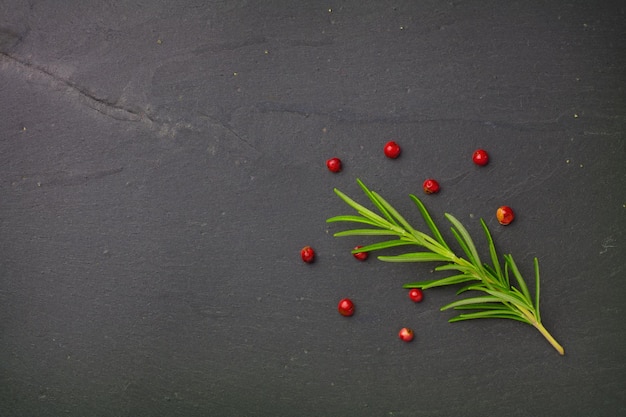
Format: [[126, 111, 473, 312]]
[[327, 179, 564, 355]]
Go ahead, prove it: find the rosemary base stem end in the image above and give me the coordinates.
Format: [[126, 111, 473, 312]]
[[535, 322, 565, 356]]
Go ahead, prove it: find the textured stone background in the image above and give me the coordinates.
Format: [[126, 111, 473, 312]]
[[1, 1, 624, 416]]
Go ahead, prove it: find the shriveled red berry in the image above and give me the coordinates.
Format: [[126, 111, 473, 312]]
[[353, 245, 368, 261], [338, 298, 355, 317], [472, 149, 489, 166], [496, 206, 515, 225], [384, 141, 401, 159], [422, 179, 440, 194], [408, 288, 423, 302], [300, 246, 315, 263], [326, 157, 342, 173], [398, 327, 414, 342]]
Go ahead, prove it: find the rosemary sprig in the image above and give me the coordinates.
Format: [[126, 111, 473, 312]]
[[327, 179, 564, 355]]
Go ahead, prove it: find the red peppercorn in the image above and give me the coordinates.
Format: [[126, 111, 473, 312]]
[[300, 246, 315, 263], [422, 179, 440, 194], [408, 288, 423, 303], [496, 206, 515, 225], [353, 245, 369, 261], [472, 149, 489, 166], [338, 298, 355, 317], [398, 327, 414, 342], [384, 141, 401, 159], [326, 157, 342, 173]]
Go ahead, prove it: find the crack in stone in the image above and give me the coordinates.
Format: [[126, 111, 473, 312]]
[[0, 51, 154, 124], [0, 51, 262, 148]]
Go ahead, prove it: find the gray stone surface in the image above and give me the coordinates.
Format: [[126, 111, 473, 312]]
[[1, 1, 625, 416]]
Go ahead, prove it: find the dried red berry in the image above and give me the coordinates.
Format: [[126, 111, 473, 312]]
[[326, 157, 342, 173], [353, 245, 368, 261], [408, 288, 423, 303], [384, 141, 401, 159], [472, 149, 489, 166], [338, 298, 355, 317], [398, 327, 414, 342], [496, 206, 515, 225], [422, 179, 440, 194], [300, 246, 315, 263]]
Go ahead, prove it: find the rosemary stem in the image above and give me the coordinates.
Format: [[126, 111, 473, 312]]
[[519, 306, 565, 356], [534, 322, 565, 356], [330, 181, 565, 355]]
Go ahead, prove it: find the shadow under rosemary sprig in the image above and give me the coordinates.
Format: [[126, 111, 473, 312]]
[[327, 179, 564, 355]]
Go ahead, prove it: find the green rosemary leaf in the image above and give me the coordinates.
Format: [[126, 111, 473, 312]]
[[402, 275, 476, 289], [403, 279, 445, 289], [476, 287, 534, 311], [480, 219, 503, 281], [378, 252, 450, 263], [481, 264, 505, 287], [449, 227, 478, 267], [534, 258, 541, 322], [332, 188, 390, 228], [356, 179, 400, 227], [367, 189, 450, 255], [352, 239, 415, 253], [457, 284, 533, 312], [481, 266, 510, 293], [441, 295, 503, 310], [456, 268, 505, 295], [455, 283, 478, 295], [504, 259, 511, 287], [435, 263, 475, 275], [510, 286, 529, 300], [419, 274, 479, 289], [504, 254, 532, 304], [409, 194, 451, 251], [445, 214, 482, 267], [449, 310, 530, 324], [326, 215, 381, 226], [371, 190, 417, 236], [333, 229, 402, 237], [450, 302, 511, 310]]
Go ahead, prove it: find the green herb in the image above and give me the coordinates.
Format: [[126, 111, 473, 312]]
[[327, 179, 564, 355]]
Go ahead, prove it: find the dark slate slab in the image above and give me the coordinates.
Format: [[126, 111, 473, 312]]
[[1, 1, 625, 416]]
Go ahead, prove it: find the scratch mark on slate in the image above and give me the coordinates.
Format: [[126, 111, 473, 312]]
[[0, 51, 258, 150], [0, 51, 152, 124], [25, 167, 124, 188]]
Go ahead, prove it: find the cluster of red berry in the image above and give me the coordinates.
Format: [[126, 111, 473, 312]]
[[305, 141, 516, 343], [301, 242, 420, 342], [326, 143, 514, 224]]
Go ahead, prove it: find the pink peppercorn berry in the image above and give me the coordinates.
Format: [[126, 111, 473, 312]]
[[300, 246, 315, 263], [384, 141, 402, 159], [423, 179, 440, 194], [408, 288, 423, 303], [496, 206, 515, 225], [353, 245, 368, 261], [398, 327, 414, 342], [472, 149, 489, 166], [326, 157, 342, 173], [338, 298, 355, 317]]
